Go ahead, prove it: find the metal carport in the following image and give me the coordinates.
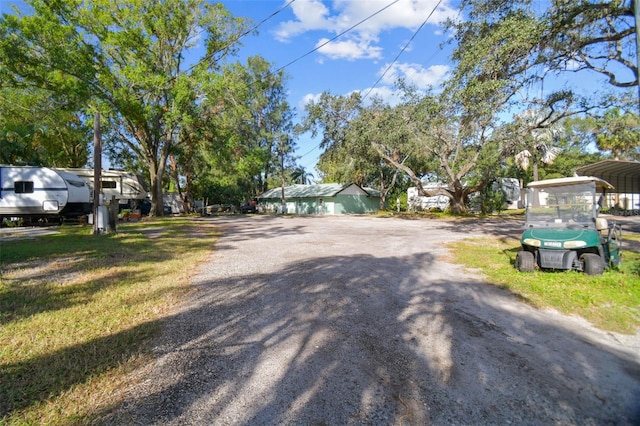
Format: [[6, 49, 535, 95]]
[[575, 160, 640, 212]]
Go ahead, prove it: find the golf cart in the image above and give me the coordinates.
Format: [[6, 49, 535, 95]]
[[515, 176, 622, 275]]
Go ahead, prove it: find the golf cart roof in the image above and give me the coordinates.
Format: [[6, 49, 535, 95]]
[[527, 176, 614, 191]]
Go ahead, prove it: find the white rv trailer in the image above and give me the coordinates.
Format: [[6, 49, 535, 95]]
[[57, 168, 148, 207], [408, 178, 522, 212], [0, 165, 91, 223], [408, 183, 450, 211]]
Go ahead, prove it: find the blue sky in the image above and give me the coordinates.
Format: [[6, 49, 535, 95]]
[[216, 0, 460, 177]]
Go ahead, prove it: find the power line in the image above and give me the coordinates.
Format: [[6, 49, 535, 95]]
[[187, 0, 442, 164], [296, 0, 446, 161], [184, 0, 297, 75], [275, 0, 401, 74], [362, 0, 444, 101], [298, 142, 322, 160], [196, 0, 406, 162]]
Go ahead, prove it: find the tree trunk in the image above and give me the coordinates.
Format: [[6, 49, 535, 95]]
[[169, 154, 188, 214], [378, 171, 387, 210], [149, 169, 160, 217], [184, 172, 194, 213], [149, 160, 166, 217], [449, 190, 468, 214]]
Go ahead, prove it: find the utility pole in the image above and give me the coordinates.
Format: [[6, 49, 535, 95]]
[[280, 136, 287, 214], [93, 111, 102, 235]]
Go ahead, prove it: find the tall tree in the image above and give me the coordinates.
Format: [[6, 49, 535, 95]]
[[372, 87, 507, 214], [299, 92, 407, 208], [452, 0, 637, 100], [299, 92, 375, 187], [0, 0, 249, 216], [376, 0, 614, 213], [593, 108, 640, 159], [200, 56, 295, 200], [301, 86, 577, 214], [541, 0, 636, 89], [300, 92, 363, 153], [297, 92, 397, 206], [351, 98, 423, 209], [0, 86, 91, 167]]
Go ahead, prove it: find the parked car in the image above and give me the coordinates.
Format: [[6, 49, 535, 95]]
[[240, 199, 257, 213]]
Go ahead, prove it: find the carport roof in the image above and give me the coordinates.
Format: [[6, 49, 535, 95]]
[[575, 160, 640, 193]]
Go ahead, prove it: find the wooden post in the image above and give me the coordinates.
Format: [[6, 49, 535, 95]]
[[280, 136, 286, 214], [93, 111, 102, 235], [109, 195, 118, 232]]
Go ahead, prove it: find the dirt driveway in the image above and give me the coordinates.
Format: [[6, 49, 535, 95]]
[[106, 215, 640, 425]]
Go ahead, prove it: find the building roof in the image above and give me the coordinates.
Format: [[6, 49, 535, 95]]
[[575, 160, 640, 193], [528, 176, 614, 191], [361, 187, 381, 197], [257, 183, 379, 199]]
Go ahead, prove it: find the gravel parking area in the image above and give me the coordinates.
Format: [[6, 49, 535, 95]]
[[105, 215, 640, 425]]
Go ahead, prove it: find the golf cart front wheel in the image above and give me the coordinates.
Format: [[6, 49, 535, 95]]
[[516, 251, 535, 272], [580, 253, 605, 276]]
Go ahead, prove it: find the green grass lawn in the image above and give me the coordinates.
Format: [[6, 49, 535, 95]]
[[0, 218, 218, 424], [447, 232, 640, 334]]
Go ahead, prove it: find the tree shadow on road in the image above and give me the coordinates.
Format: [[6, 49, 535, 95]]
[[190, 215, 309, 252], [433, 217, 525, 242], [97, 248, 640, 424]]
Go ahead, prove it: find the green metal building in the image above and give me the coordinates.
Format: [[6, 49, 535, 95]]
[[257, 183, 382, 214]]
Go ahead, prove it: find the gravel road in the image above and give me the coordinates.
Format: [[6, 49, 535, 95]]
[[105, 215, 640, 425]]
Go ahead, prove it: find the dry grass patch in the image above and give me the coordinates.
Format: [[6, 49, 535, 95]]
[[0, 218, 219, 424]]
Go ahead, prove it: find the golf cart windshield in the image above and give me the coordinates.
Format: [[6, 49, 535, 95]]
[[525, 182, 598, 228]]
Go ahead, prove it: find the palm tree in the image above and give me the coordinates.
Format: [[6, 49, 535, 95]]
[[291, 166, 314, 185], [515, 110, 564, 181]]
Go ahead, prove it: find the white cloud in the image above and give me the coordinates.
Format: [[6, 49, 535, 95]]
[[274, 0, 333, 42], [563, 59, 581, 71], [379, 62, 450, 89], [298, 86, 403, 110], [298, 92, 323, 112], [316, 37, 383, 60], [273, 0, 458, 59], [296, 62, 451, 112], [357, 86, 404, 106], [331, 0, 458, 35]]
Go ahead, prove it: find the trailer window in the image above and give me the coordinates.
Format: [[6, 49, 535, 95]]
[[101, 181, 117, 189], [15, 181, 34, 194]]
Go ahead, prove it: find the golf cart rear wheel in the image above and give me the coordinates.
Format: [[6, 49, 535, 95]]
[[516, 251, 535, 272], [580, 253, 605, 276]]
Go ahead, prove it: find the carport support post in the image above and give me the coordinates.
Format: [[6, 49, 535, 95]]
[[93, 111, 102, 235]]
